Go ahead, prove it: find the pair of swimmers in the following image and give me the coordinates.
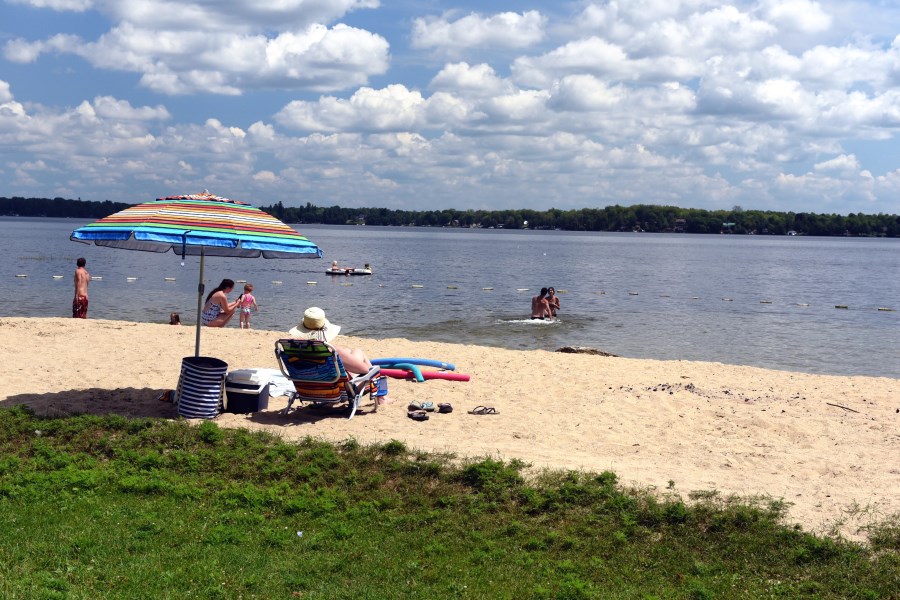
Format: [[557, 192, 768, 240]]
[[531, 287, 560, 320]]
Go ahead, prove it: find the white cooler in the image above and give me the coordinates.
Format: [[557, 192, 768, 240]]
[[224, 369, 270, 414]]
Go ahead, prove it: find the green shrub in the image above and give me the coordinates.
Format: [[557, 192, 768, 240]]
[[381, 439, 407, 456], [197, 421, 223, 444]]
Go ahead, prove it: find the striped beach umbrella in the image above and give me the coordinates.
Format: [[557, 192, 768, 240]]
[[71, 190, 322, 356]]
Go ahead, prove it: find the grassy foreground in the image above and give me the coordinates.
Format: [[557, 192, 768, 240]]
[[0, 407, 897, 599]]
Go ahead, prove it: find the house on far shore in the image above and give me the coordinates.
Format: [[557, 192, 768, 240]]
[[673, 219, 686, 233]]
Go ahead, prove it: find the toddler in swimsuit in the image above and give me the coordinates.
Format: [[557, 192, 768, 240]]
[[239, 283, 259, 329]]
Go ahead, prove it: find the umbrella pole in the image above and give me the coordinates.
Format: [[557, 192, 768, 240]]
[[195, 247, 205, 357]]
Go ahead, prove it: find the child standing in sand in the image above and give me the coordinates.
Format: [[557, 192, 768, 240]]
[[238, 283, 258, 329]]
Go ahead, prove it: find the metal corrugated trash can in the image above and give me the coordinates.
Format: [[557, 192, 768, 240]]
[[176, 356, 228, 419]]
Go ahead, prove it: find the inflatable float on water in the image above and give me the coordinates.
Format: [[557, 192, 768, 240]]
[[325, 268, 371, 275]]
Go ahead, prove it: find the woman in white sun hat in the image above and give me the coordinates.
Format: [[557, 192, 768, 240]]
[[289, 307, 373, 375]]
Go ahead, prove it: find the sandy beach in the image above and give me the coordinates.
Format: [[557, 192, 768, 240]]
[[1, 317, 897, 540]]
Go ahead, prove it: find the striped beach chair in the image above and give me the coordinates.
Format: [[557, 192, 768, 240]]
[[275, 338, 380, 419]]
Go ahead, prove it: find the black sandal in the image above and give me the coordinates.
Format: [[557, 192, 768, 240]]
[[408, 409, 429, 421]]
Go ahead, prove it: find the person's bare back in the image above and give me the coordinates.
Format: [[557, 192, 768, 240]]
[[73, 257, 90, 318], [531, 287, 551, 320]]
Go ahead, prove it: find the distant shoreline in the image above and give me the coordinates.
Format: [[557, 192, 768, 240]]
[[3, 198, 899, 237]]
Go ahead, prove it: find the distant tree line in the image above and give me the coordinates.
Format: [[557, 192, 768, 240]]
[[265, 201, 900, 237], [3, 196, 899, 237], [0, 196, 131, 219]]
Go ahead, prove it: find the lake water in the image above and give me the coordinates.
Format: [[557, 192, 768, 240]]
[[3, 217, 898, 378]]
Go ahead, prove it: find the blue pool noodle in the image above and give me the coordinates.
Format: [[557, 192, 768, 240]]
[[371, 357, 456, 371]]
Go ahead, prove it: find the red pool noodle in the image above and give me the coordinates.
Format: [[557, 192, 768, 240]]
[[379, 368, 470, 382]]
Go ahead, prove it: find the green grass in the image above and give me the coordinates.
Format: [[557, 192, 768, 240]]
[[0, 406, 897, 599]]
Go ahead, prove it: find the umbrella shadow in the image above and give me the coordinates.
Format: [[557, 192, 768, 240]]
[[1, 387, 178, 419]]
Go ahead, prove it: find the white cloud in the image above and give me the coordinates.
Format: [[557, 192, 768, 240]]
[[815, 154, 860, 172], [479, 89, 549, 124], [253, 170, 278, 182], [13, 0, 378, 30], [91, 96, 170, 121], [4, 16, 389, 96], [8, 0, 93, 10], [761, 0, 832, 34], [412, 10, 545, 53], [547, 75, 625, 112], [276, 85, 427, 133], [429, 62, 513, 97], [511, 37, 631, 88], [629, 5, 777, 57], [0, 80, 16, 103]]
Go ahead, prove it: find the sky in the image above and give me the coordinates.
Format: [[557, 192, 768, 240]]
[[1, 0, 900, 214]]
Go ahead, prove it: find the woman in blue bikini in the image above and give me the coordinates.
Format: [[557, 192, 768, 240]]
[[201, 279, 241, 327]]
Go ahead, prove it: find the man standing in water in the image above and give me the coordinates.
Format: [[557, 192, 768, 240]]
[[531, 287, 552, 320], [73, 257, 89, 318]]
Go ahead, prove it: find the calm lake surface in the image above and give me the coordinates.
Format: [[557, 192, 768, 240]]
[[3, 217, 898, 378]]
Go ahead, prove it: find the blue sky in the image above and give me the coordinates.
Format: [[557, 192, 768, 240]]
[[2, 0, 899, 214]]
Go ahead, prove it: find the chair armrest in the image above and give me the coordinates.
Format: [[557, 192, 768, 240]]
[[349, 365, 381, 387]]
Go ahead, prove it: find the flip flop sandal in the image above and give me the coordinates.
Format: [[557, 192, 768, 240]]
[[438, 403, 453, 413], [468, 406, 498, 415], [420, 401, 436, 412], [407, 409, 429, 421], [408, 401, 423, 411]]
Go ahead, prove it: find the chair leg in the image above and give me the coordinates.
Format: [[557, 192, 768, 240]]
[[282, 391, 297, 415]]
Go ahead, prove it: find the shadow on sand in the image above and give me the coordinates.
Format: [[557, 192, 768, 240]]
[[0, 387, 177, 419], [243, 400, 377, 427], [0, 388, 376, 427]]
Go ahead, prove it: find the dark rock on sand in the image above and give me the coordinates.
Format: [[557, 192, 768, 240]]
[[556, 346, 618, 357]]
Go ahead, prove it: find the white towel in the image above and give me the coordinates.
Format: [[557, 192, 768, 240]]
[[254, 368, 294, 397]]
